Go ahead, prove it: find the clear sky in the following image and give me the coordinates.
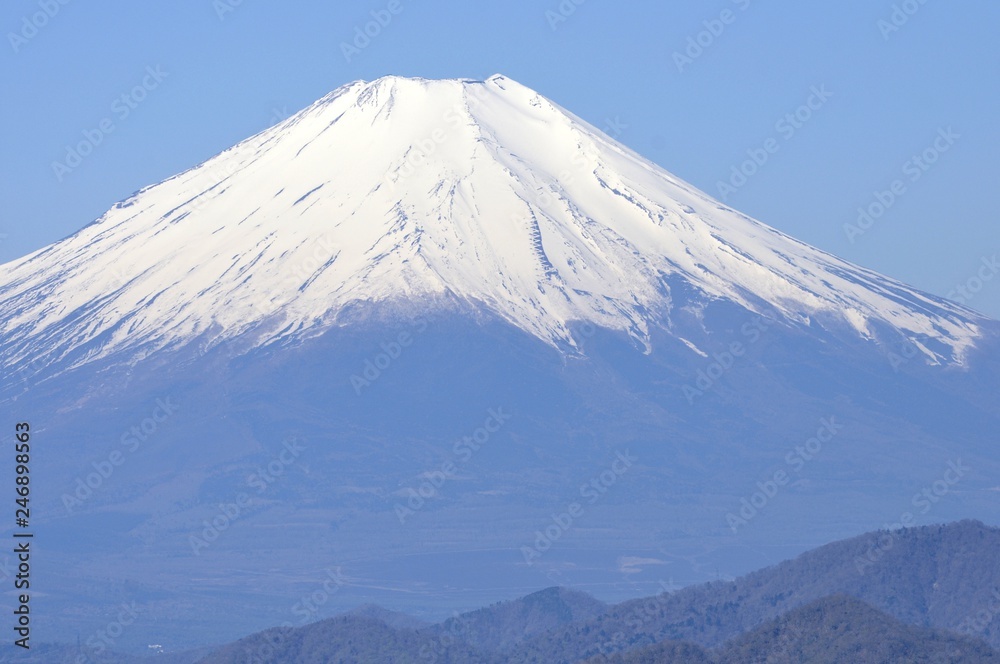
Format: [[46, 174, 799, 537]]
[[2, 0, 998, 317]]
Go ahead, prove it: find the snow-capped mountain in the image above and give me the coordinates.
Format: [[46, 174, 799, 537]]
[[4, 75, 999, 651], [0, 74, 985, 372]]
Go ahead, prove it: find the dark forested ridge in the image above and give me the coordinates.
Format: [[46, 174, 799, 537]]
[[716, 595, 999, 664], [426, 586, 608, 652], [11, 521, 997, 663], [345, 604, 431, 631], [584, 596, 1000, 664], [506, 519, 1000, 661], [188, 615, 492, 664]]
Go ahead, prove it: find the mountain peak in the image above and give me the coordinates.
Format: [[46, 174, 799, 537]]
[[0, 75, 987, 372]]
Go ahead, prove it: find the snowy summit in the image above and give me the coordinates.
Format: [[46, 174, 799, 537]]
[[0, 74, 986, 369]]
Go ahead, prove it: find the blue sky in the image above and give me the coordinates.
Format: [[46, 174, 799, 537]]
[[2, 0, 998, 317]]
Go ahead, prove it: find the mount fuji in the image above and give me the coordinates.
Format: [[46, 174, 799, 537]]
[[1, 74, 998, 651], [0, 74, 985, 368]]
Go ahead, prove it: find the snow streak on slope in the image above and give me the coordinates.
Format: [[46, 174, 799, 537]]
[[0, 75, 985, 369]]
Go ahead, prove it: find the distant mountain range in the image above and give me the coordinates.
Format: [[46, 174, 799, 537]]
[[6, 520, 997, 662]]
